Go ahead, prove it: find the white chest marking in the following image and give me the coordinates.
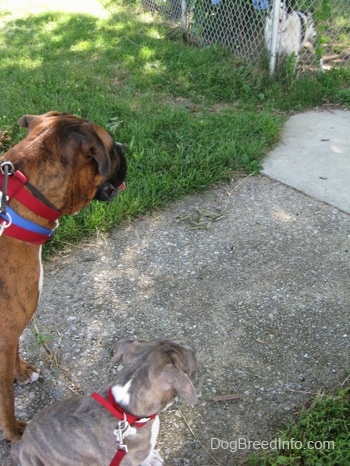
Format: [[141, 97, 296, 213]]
[[111, 380, 132, 406]]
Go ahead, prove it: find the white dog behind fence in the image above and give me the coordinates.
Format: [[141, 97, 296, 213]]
[[265, 1, 323, 70]]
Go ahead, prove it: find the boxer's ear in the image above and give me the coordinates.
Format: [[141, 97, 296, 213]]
[[67, 132, 111, 177], [19, 111, 64, 130], [18, 114, 36, 129], [89, 144, 112, 177], [162, 365, 197, 404]]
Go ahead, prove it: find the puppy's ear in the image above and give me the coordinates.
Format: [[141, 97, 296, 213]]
[[163, 366, 197, 405], [112, 346, 124, 364], [170, 347, 197, 378], [112, 340, 143, 365]]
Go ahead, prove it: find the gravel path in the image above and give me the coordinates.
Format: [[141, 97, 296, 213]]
[[1, 175, 349, 465]]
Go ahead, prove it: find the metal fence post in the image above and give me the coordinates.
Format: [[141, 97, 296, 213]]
[[181, 0, 187, 32], [269, 0, 281, 77]]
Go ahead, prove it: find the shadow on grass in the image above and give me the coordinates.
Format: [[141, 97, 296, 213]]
[[0, 8, 266, 120]]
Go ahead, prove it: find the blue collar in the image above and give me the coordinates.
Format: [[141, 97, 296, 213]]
[[0, 206, 56, 240]]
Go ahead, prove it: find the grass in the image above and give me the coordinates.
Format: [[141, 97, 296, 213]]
[[247, 376, 350, 466]]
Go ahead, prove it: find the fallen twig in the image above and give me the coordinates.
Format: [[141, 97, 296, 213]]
[[212, 393, 243, 402], [178, 408, 222, 466]]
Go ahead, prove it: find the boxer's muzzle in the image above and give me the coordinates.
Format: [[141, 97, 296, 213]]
[[95, 141, 127, 202], [96, 180, 126, 202]]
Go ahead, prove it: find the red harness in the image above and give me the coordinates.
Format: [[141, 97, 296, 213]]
[[0, 163, 62, 244], [2, 169, 61, 221], [91, 388, 157, 466]]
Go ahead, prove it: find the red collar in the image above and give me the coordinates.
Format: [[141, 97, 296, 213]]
[[91, 388, 158, 466], [1, 167, 61, 221], [0, 166, 62, 244]]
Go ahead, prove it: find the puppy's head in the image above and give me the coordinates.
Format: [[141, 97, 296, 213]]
[[17, 111, 127, 211], [112, 339, 197, 417]]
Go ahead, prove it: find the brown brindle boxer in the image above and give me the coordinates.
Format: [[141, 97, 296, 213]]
[[0, 111, 127, 442]]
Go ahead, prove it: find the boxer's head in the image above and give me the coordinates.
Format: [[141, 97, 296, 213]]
[[17, 111, 127, 213]]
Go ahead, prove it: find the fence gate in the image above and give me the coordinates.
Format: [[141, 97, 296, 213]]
[[141, 0, 350, 73]]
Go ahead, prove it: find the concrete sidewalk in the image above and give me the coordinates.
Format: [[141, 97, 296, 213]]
[[1, 110, 349, 465], [262, 109, 350, 214]]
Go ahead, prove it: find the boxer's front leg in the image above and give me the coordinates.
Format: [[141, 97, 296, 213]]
[[0, 344, 27, 442]]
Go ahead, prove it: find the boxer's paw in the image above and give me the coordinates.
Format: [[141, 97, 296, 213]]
[[141, 450, 164, 466], [15, 361, 40, 385]]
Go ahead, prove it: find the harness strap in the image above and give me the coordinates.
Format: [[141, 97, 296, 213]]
[[0, 163, 61, 244], [111, 449, 127, 466], [0, 162, 11, 214], [2, 170, 61, 221], [92, 389, 157, 427], [91, 389, 157, 466], [0, 207, 55, 244]]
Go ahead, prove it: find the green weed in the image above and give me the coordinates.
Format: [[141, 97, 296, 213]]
[[247, 377, 350, 465]]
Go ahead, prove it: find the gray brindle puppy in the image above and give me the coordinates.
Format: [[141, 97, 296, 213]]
[[12, 339, 197, 466]]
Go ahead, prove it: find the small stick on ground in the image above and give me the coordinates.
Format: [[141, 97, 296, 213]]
[[178, 408, 222, 466]]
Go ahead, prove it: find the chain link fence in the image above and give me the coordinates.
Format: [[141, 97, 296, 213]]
[[141, 0, 350, 73]]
